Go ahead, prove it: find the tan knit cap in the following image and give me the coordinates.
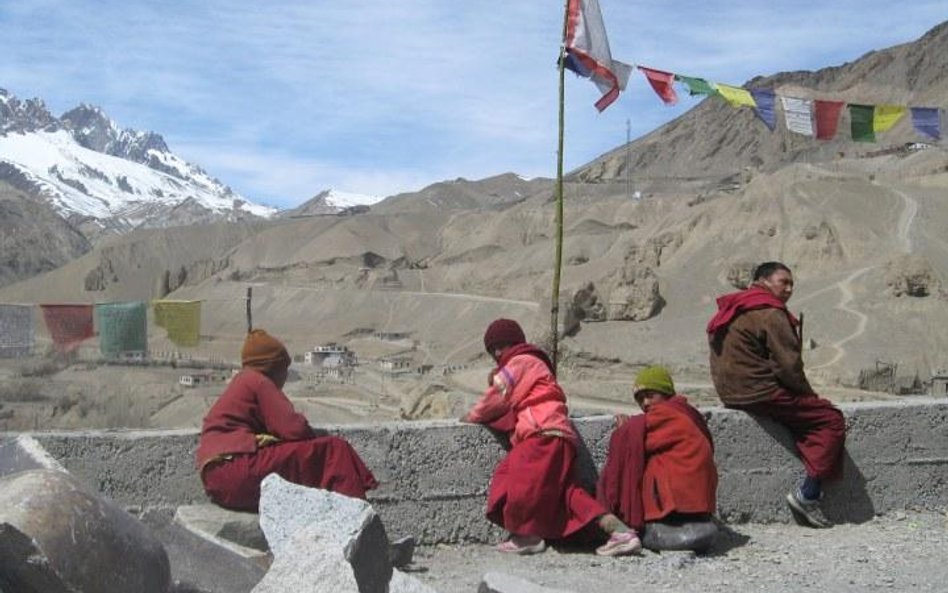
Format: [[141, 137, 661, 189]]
[[241, 329, 290, 373]]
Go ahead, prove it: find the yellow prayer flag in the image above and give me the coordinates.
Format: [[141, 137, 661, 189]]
[[873, 105, 907, 132], [716, 84, 757, 108], [152, 300, 201, 347]]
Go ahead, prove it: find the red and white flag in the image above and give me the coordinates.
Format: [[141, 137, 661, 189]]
[[563, 0, 631, 111]]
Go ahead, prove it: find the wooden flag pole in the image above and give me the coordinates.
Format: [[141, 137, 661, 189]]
[[550, 0, 570, 373], [246, 286, 253, 333]]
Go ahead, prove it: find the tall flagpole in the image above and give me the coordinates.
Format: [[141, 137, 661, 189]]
[[551, 0, 570, 373]]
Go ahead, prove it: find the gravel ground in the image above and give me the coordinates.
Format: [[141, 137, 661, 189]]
[[411, 511, 948, 592]]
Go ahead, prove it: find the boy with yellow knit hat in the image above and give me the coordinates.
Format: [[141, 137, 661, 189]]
[[596, 366, 719, 552]]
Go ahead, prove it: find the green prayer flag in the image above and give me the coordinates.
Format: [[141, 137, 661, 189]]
[[675, 75, 717, 96], [96, 302, 147, 357], [849, 104, 875, 142]]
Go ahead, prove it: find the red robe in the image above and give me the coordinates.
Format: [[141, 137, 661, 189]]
[[597, 396, 717, 531], [196, 369, 378, 510], [467, 347, 606, 539]]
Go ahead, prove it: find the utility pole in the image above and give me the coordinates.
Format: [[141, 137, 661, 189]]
[[626, 118, 632, 199]]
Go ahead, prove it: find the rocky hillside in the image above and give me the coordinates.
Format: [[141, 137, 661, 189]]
[[0, 181, 90, 287]]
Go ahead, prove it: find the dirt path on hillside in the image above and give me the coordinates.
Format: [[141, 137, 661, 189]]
[[893, 186, 918, 253], [808, 266, 873, 371]]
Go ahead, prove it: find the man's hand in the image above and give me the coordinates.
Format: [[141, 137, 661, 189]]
[[613, 414, 630, 429]]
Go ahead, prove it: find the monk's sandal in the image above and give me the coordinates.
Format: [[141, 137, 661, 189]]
[[496, 536, 547, 555], [595, 531, 642, 557], [786, 489, 833, 528]]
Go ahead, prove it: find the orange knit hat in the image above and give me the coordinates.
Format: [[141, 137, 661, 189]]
[[241, 329, 290, 373]]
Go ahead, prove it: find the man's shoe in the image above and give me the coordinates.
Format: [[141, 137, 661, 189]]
[[595, 531, 642, 557], [496, 535, 547, 555], [786, 489, 833, 528], [388, 536, 416, 568]]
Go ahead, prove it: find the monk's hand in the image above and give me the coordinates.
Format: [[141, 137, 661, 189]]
[[255, 433, 281, 448], [613, 414, 630, 429], [459, 413, 473, 423]]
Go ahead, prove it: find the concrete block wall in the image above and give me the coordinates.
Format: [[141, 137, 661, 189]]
[[11, 398, 948, 544]]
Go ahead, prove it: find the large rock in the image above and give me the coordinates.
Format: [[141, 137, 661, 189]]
[[885, 255, 942, 297], [605, 236, 673, 322], [569, 282, 607, 323], [607, 269, 663, 321], [0, 435, 66, 478], [141, 509, 267, 593], [173, 504, 269, 562], [255, 474, 391, 593], [0, 469, 170, 593]]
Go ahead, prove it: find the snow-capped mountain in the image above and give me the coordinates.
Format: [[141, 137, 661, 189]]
[[282, 188, 382, 217], [0, 88, 275, 235]]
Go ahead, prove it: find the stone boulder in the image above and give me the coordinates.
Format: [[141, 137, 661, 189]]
[[0, 469, 170, 593], [885, 255, 942, 297], [607, 269, 663, 321], [725, 261, 757, 290], [0, 435, 66, 478], [605, 236, 676, 322], [254, 474, 433, 593], [569, 282, 607, 323]]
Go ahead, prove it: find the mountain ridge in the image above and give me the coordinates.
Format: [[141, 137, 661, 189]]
[[0, 88, 275, 234]]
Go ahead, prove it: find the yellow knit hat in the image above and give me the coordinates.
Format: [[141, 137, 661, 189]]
[[634, 366, 675, 397], [241, 329, 290, 373]]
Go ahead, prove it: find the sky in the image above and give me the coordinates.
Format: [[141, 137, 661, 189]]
[[0, 2, 944, 209]]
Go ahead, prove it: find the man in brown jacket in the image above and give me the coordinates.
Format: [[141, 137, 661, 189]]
[[707, 261, 845, 528]]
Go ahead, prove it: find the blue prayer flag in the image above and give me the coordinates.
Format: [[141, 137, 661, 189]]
[[750, 89, 776, 131], [910, 107, 941, 140]]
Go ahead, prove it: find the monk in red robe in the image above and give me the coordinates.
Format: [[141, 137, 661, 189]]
[[597, 366, 718, 551], [196, 329, 378, 511], [461, 318, 640, 557]]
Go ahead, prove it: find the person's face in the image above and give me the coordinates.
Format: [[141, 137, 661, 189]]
[[634, 390, 667, 412], [490, 346, 506, 363], [758, 269, 794, 303]]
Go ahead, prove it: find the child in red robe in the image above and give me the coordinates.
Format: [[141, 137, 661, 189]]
[[461, 319, 640, 556], [196, 329, 378, 511], [597, 366, 718, 550]]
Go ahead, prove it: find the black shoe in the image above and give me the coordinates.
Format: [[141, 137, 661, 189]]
[[389, 536, 416, 568], [786, 489, 832, 528]]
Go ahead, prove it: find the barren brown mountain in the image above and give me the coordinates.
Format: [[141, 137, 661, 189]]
[[1, 22, 946, 431]]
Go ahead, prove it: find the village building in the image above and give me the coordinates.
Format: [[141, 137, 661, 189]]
[[379, 357, 412, 373], [304, 344, 356, 367], [931, 373, 948, 398], [179, 370, 230, 388]]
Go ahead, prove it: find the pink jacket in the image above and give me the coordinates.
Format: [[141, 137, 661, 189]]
[[465, 353, 577, 446]]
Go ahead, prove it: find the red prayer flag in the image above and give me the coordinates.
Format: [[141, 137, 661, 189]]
[[814, 100, 845, 140], [638, 66, 678, 105], [40, 304, 94, 352]]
